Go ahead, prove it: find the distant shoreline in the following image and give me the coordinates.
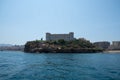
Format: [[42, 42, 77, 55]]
[[104, 50, 120, 53]]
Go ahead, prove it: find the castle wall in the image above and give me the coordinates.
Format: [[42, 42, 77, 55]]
[[46, 32, 74, 41]]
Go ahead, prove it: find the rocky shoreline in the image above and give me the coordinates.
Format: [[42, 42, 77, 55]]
[[104, 50, 120, 53], [25, 48, 102, 53]]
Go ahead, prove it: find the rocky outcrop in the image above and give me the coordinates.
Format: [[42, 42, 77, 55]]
[[24, 39, 103, 53]]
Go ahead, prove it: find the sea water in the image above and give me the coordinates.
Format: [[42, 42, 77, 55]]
[[0, 51, 120, 80]]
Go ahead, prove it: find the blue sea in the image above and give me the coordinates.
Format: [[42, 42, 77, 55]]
[[0, 51, 120, 80]]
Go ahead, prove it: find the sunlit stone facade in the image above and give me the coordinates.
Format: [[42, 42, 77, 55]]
[[46, 32, 74, 41]]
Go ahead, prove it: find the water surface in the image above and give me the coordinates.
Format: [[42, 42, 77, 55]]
[[0, 51, 120, 80]]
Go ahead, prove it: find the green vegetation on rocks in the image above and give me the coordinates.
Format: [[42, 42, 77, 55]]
[[24, 39, 103, 53]]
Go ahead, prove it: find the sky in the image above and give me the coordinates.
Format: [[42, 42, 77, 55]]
[[0, 0, 120, 45]]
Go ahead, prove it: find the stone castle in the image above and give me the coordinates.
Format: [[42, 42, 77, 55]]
[[46, 32, 74, 41], [46, 32, 120, 50]]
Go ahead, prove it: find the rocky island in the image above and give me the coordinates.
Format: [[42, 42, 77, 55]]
[[24, 39, 103, 53]]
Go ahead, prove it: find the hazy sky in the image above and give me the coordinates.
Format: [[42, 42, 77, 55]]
[[0, 0, 120, 45]]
